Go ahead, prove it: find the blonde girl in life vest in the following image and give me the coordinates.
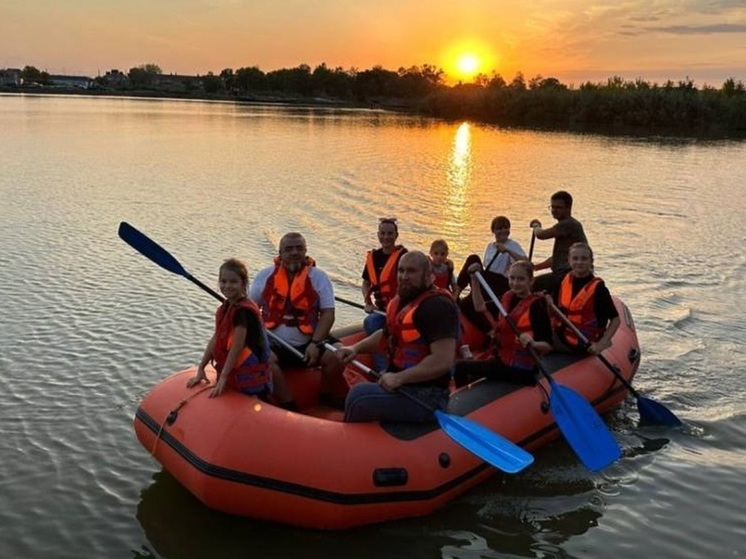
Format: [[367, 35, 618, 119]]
[[549, 242, 620, 355], [453, 259, 553, 388], [187, 258, 272, 398], [429, 239, 457, 296]]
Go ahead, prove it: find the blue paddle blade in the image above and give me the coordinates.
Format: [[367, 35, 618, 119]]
[[118, 222, 189, 278], [548, 383, 622, 471], [637, 396, 683, 427], [434, 410, 534, 474]]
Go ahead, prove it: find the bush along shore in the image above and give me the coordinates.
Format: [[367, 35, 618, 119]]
[[422, 76, 746, 138]]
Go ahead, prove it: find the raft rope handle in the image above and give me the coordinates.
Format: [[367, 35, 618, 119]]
[[536, 379, 551, 412], [150, 382, 214, 455]]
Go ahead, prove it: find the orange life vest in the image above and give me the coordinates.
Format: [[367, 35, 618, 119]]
[[495, 291, 540, 371], [557, 274, 604, 348], [214, 299, 271, 394], [432, 260, 454, 292], [385, 287, 453, 387], [365, 246, 405, 308], [260, 257, 319, 335]]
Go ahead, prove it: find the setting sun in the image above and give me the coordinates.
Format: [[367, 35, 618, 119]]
[[456, 54, 480, 78], [442, 41, 498, 83]]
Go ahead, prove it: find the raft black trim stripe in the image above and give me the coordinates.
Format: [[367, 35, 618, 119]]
[[135, 382, 626, 506], [136, 407, 493, 505]]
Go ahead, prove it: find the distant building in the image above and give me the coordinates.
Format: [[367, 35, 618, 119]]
[[152, 73, 204, 93], [0, 68, 22, 86], [49, 74, 93, 89], [103, 69, 128, 88]]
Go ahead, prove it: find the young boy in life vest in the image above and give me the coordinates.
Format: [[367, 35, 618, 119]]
[[429, 239, 457, 297], [187, 258, 272, 399]]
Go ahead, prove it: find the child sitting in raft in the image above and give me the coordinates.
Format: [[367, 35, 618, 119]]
[[187, 258, 272, 398], [453, 260, 552, 387], [455, 216, 527, 332], [548, 242, 620, 355], [429, 239, 457, 296]]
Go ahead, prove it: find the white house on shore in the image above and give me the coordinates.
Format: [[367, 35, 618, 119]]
[[48, 75, 93, 89]]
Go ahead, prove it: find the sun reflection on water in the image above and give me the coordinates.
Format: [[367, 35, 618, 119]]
[[443, 122, 474, 246]]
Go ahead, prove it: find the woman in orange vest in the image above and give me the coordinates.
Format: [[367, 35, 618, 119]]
[[187, 258, 271, 398], [551, 242, 620, 354], [361, 218, 407, 370], [453, 260, 552, 388], [362, 219, 406, 311]]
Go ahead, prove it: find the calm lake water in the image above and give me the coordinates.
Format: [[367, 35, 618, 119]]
[[1, 93, 745, 558]]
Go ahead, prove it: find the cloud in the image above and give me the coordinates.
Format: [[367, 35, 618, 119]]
[[655, 23, 746, 34]]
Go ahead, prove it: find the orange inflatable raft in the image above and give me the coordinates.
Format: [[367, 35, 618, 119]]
[[134, 298, 639, 529]]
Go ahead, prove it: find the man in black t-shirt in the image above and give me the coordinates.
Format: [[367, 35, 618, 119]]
[[338, 251, 459, 423]]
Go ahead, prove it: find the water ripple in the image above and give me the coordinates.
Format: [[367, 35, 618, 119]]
[[2, 96, 745, 559]]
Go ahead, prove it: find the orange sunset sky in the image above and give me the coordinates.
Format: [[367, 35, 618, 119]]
[[2, 0, 745, 86]]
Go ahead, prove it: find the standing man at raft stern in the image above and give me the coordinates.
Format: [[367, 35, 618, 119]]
[[530, 190, 588, 294], [361, 217, 408, 371], [338, 251, 459, 423], [250, 232, 342, 410]]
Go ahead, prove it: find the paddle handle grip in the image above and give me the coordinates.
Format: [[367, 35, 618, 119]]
[[323, 343, 376, 378]]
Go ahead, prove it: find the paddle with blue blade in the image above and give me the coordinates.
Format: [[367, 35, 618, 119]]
[[119, 221, 311, 352], [118, 221, 224, 301], [118, 221, 533, 474], [326, 344, 534, 474], [547, 300, 682, 427], [475, 272, 621, 471]]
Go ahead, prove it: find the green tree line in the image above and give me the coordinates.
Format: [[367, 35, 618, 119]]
[[423, 74, 746, 135], [10, 62, 746, 136], [199, 63, 444, 101], [193, 64, 746, 135]]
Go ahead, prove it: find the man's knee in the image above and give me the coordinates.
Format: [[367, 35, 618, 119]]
[[363, 312, 385, 334], [344, 383, 377, 422]]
